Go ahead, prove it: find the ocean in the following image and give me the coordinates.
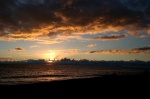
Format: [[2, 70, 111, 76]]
[[0, 64, 147, 85]]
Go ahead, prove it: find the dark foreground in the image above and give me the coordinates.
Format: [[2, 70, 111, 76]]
[[0, 71, 150, 98]]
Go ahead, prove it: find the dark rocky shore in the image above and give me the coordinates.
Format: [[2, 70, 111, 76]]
[[0, 71, 150, 98]]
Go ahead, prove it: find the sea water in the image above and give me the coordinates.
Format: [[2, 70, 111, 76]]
[[0, 64, 145, 85]]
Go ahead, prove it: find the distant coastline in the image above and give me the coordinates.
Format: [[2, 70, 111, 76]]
[[0, 58, 150, 68]]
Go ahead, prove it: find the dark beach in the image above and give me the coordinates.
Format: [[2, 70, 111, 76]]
[[0, 71, 150, 98]]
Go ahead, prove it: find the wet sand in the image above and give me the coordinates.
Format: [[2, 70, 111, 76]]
[[0, 71, 150, 98]]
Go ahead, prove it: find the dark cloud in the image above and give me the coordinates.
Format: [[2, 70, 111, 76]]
[[133, 46, 150, 50], [0, 0, 150, 41], [15, 47, 24, 51], [68, 49, 79, 54], [8, 47, 24, 52], [87, 47, 150, 54], [92, 34, 126, 40]]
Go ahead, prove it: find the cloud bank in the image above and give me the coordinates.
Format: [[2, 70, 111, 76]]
[[0, 0, 150, 42], [87, 47, 150, 54]]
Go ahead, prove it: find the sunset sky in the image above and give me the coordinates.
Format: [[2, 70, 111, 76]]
[[0, 0, 150, 61]]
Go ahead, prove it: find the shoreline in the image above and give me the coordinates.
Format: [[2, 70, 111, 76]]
[[0, 71, 150, 97]]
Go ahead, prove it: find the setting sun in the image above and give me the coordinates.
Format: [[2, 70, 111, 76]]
[[49, 50, 56, 61]]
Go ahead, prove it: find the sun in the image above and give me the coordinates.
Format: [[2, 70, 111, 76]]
[[41, 50, 59, 62], [49, 50, 56, 61]]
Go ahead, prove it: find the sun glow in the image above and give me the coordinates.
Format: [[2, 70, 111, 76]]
[[49, 50, 56, 61]]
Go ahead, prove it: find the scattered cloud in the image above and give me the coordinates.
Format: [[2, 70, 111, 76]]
[[87, 44, 97, 48], [30, 45, 40, 48], [37, 40, 61, 45], [92, 34, 126, 41], [138, 35, 149, 39], [68, 49, 79, 54], [8, 47, 25, 52], [15, 47, 24, 51]]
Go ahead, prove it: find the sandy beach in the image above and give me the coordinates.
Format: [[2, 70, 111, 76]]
[[0, 71, 150, 98]]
